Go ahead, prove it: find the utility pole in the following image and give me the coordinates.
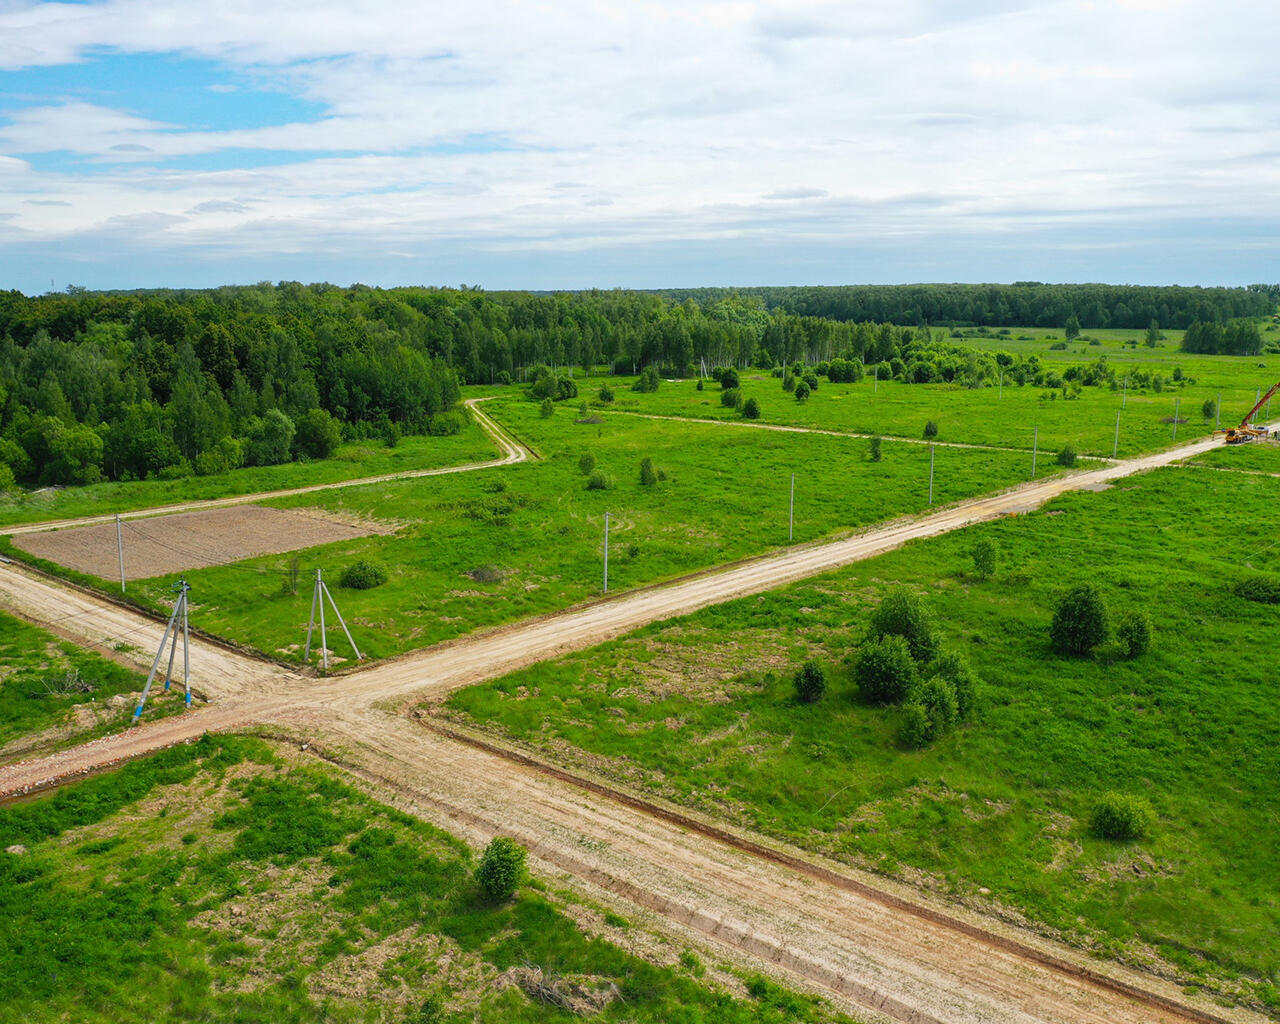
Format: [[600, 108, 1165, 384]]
[[928, 445, 935, 505], [304, 569, 362, 670], [115, 514, 126, 594], [1172, 397, 1180, 441], [1113, 409, 1121, 458], [1031, 425, 1039, 479], [788, 473, 795, 542], [603, 513, 610, 593]]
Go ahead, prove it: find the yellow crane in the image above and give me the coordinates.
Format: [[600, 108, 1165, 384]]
[[1219, 378, 1280, 444]]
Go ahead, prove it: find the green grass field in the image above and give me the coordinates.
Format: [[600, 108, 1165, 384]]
[[0, 422, 498, 529], [0, 610, 160, 754], [100, 395, 1071, 662], [0, 735, 854, 1024], [444, 464, 1280, 1011]]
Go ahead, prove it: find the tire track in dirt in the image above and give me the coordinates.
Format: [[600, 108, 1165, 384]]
[[0, 397, 531, 538], [0, 427, 1268, 1024]]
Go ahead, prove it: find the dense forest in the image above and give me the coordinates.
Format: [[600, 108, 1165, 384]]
[[0, 281, 1274, 488]]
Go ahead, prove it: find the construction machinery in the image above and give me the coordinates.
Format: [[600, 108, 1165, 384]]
[[1219, 378, 1280, 444]]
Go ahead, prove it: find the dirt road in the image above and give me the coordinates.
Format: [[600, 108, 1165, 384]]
[[0, 398, 530, 538], [0, 427, 1265, 1024]]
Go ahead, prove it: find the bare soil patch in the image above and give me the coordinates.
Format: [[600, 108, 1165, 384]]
[[14, 505, 391, 580]]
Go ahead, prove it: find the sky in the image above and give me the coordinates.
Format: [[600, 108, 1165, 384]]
[[0, 0, 1277, 293]]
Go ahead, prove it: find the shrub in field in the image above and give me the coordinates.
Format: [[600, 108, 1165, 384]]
[[867, 586, 939, 663], [933, 651, 976, 719], [1057, 445, 1077, 467], [793, 660, 826, 704], [923, 420, 938, 439], [380, 416, 402, 448], [782, 372, 796, 393], [802, 372, 819, 392], [586, 470, 612, 490], [246, 409, 296, 466], [632, 366, 660, 393], [869, 436, 882, 462], [294, 408, 343, 460], [1116, 611, 1152, 657], [721, 387, 742, 410], [794, 381, 810, 402], [972, 538, 997, 580], [1202, 398, 1217, 420], [339, 560, 387, 590], [696, 378, 704, 391], [476, 836, 527, 901], [898, 676, 959, 747], [496, 370, 514, 385], [720, 368, 740, 390], [897, 701, 933, 749], [854, 635, 918, 705], [639, 457, 658, 486], [1050, 583, 1109, 656], [539, 398, 554, 418], [742, 397, 761, 419], [1089, 792, 1154, 841], [598, 384, 615, 403], [578, 451, 596, 475], [1232, 574, 1280, 603]]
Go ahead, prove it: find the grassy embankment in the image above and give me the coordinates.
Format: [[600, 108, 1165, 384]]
[[99, 395, 1068, 662], [0, 735, 856, 1024], [0, 610, 164, 755], [444, 464, 1280, 1011], [0, 421, 498, 530]]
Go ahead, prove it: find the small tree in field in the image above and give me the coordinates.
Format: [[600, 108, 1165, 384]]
[[972, 539, 997, 580], [639, 457, 658, 486], [1065, 315, 1081, 341], [476, 837, 526, 901], [1056, 445, 1077, 467], [742, 397, 761, 419], [867, 587, 939, 663], [854, 635, 917, 705], [720, 367, 740, 390], [869, 436, 882, 462], [794, 661, 826, 703], [539, 397, 554, 418], [1089, 793, 1154, 841], [578, 451, 596, 475], [1050, 583, 1109, 656], [794, 381, 810, 402], [1116, 610, 1152, 657], [922, 420, 938, 439], [1201, 397, 1217, 421]]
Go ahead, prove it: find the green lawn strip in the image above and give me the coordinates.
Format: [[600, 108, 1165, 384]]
[[0, 610, 157, 751], [0, 735, 855, 1024], [444, 465, 1280, 1009], [586, 347, 1278, 458], [110, 395, 1064, 662], [0, 422, 497, 529]]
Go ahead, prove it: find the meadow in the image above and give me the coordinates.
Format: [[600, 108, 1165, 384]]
[[0, 735, 853, 1024], [97, 395, 1069, 663], [596, 334, 1280, 457], [444, 463, 1280, 1011], [0, 423, 498, 530]]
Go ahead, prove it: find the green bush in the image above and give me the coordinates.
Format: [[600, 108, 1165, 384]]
[[867, 586, 939, 663], [793, 660, 826, 704], [721, 387, 742, 409], [1116, 611, 1152, 657], [639, 457, 658, 486], [1202, 398, 1217, 420], [696, 378, 704, 391], [742, 397, 761, 419], [1089, 792, 1154, 841], [933, 651, 976, 719], [1056, 445, 1077, 467], [869, 436, 882, 462], [854, 635, 917, 705], [897, 702, 933, 749], [586, 470, 612, 491], [802, 372, 818, 392], [294, 408, 343, 460], [720, 368, 740, 390], [782, 372, 796, 393], [632, 366, 660, 393], [794, 381, 810, 402], [972, 538, 997, 580], [539, 397, 554, 418], [475, 836, 527, 901], [598, 384, 615, 403], [923, 420, 938, 439], [578, 451, 596, 475], [1050, 583, 1109, 656], [339, 560, 387, 590], [915, 676, 959, 731], [1233, 574, 1280, 603]]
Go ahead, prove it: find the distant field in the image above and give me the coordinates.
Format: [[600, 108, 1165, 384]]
[[84, 395, 1071, 662], [445, 464, 1280, 1011], [0, 735, 851, 1024], [596, 357, 1277, 458], [0, 422, 498, 529]]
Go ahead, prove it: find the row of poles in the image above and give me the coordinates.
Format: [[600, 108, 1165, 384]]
[[129, 566, 361, 723]]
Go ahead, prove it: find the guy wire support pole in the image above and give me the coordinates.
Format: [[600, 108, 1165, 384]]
[[1031, 425, 1039, 480], [928, 444, 935, 506], [318, 572, 362, 663], [789, 473, 795, 542], [319, 569, 328, 670], [132, 579, 187, 723], [304, 568, 320, 665], [115, 514, 126, 593], [603, 513, 610, 594], [181, 579, 191, 706]]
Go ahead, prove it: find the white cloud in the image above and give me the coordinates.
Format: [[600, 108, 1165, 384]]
[[0, 0, 1276, 281]]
